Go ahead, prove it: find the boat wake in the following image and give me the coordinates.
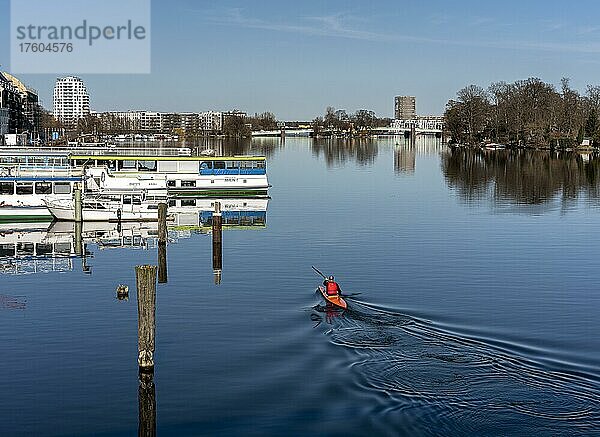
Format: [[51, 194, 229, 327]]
[[311, 299, 600, 435]]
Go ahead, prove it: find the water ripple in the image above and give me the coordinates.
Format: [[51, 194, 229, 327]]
[[312, 300, 600, 434]]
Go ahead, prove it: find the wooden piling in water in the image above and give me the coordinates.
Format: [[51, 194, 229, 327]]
[[138, 371, 156, 437], [212, 202, 222, 284], [74, 183, 82, 222], [158, 243, 167, 284], [157, 203, 167, 244], [74, 221, 83, 257], [136, 265, 157, 372], [157, 203, 168, 284]]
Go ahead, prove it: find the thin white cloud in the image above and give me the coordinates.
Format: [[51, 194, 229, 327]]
[[206, 8, 600, 55]]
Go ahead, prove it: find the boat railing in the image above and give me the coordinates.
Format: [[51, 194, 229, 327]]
[[0, 164, 83, 178], [0, 146, 192, 157], [70, 147, 192, 157]]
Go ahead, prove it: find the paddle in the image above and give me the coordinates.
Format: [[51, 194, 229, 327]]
[[311, 265, 326, 279]]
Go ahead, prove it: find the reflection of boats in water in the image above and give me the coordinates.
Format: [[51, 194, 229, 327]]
[[48, 220, 160, 250], [1, 196, 269, 275], [483, 143, 506, 150], [45, 190, 169, 222], [168, 197, 269, 230], [0, 222, 80, 275]]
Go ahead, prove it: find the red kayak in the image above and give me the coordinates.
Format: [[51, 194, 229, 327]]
[[318, 285, 347, 309]]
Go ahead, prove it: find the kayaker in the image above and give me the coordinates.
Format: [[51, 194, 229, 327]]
[[323, 275, 341, 296]]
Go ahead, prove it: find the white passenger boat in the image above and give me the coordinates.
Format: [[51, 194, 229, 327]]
[[44, 191, 169, 222], [0, 148, 270, 222], [69, 152, 269, 196], [0, 175, 83, 222]]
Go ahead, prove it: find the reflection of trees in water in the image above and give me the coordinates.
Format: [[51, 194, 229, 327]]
[[442, 147, 600, 207], [311, 138, 380, 167], [183, 137, 283, 159]]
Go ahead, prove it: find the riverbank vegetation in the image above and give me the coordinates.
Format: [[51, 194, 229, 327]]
[[445, 78, 600, 148], [312, 107, 391, 136]]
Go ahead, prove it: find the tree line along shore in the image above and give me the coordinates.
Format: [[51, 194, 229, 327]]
[[445, 77, 600, 149]]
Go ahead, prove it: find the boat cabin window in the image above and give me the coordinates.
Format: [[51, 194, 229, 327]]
[[123, 196, 132, 205], [49, 157, 69, 167], [132, 196, 142, 205], [199, 161, 212, 170], [16, 182, 34, 195], [0, 182, 14, 195], [167, 180, 176, 187], [53, 182, 71, 194], [213, 161, 226, 170], [36, 243, 53, 256], [55, 243, 72, 254], [17, 242, 34, 255], [181, 180, 196, 187], [138, 160, 157, 171], [35, 182, 52, 194], [0, 244, 15, 257], [96, 160, 116, 170], [120, 160, 137, 170], [181, 199, 196, 207], [168, 199, 176, 207]]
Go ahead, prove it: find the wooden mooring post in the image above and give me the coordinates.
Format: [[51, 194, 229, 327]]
[[157, 203, 168, 284], [138, 371, 156, 437], [74, 221, 83, 257], [157, 203, 167, 244], [136, 265, 157, 372], [212, 202, 222, 285], [74, 182, 83, 222]]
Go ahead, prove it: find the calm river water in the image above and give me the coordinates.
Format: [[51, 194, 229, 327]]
[[1, 137, 600, 436]]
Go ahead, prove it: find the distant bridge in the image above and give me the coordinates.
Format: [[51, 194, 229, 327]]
[[251, 127, 443, 137]]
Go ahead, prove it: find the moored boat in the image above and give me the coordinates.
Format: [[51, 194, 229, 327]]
[[44, 190, 169, 222], [0, 175, 83, 222]]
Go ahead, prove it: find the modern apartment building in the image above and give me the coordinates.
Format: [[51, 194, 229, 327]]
[[394, 96, 416, 120], [0, 72, 41, 137], [94, 110, 230, 133], [53, 76, 90, 128]]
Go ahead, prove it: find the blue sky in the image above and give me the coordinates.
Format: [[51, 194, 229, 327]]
[[1, 0, 600, 119]]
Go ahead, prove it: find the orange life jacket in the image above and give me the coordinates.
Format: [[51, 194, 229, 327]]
[[326, 281, 339, 295]]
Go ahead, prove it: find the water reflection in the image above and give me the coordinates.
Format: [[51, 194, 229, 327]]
[[311, 138, 380, 167], [394, 136, 445, 175], [182, 137, 283, 159], [442, 147, 600, 210], [0, 198, 269, 276], [0, 222, 83, 275]]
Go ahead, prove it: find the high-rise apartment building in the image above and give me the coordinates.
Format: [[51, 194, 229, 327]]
[[53, 76, 90, 128], [394, 96, 416, 120]]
